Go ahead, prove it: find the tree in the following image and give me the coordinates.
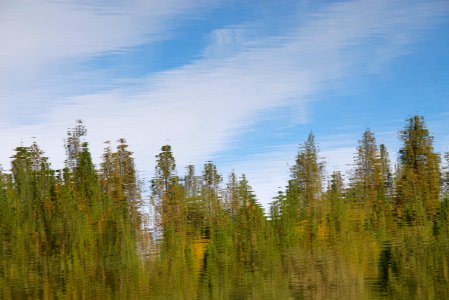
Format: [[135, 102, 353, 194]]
[[11, 143, 54, 223], [184, 165, 205, 238], [351, 130, 380, 205], [100, 139, 142, 228], [379, 144, 394, 203], [224, 172, 240, 217], [184, 165, 200, 199], [348, 131, 396, 229], [151, 145, 185, 240], [326, 171, 345, 232], [64, 120, 86, 171], [201, 161, 222, 228], [233, 175, 265, 269], [152, 145, 176, 198], [287, 133, 324, 216], [74, 142, 103, 208], [395, 116, 441, 223]]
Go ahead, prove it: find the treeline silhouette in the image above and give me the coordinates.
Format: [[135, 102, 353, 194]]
[[0, 116, 448, 299]]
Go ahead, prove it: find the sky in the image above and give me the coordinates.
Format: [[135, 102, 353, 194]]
[[1, 0, 449, 210]]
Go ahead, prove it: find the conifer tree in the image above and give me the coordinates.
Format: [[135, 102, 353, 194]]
[[184, 165, 204, 237], [201, 161, 222, 231], [224, 172, 240, 217], [269, 190, 286, 243], [185, 165, 200, 198], [151, 145, 185, 240], [349, 130, 391, 228], [395, 116, 441, 223], [73, 142, 102, 209], [152, 145, 176, 198], [286, 133, 323, 220], [64, 120, 86, 171], [11, 146, 34, 207], [351, 130, 379, 205], [100, 139, 142, 228], [326, 171, 345, 232], [233, 175, 265, 269], [379, 144, 394, 203]]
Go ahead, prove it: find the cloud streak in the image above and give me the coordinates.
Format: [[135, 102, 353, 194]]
[[0, 0, 448, 207]]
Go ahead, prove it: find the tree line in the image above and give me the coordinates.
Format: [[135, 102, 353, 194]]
[[0, 115, 448, 299]]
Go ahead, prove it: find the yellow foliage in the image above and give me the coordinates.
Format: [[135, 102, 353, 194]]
[[192, 238, 208, 275], [317, 223, 327, 240]]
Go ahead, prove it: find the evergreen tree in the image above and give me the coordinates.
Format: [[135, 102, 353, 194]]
[[351, 130, 380, 205], [152, 145, 176, 198], [116, 139, 141, 219], [201, 161, 222, 232], [233, 175, 265, 269], [73, 142, 102, 209], [151, 145, 185, 241], [64, 120, 86, 171], [185, 165, 200, 198], [395, 116, 441, 223], [224, 172, 240, 217], [100, 139, 142, 228], [350, 130, 390, 227], [379, 144, 394, 203], [286, 133, 323, 220], [184, 165, 205, 238], [2, 116, 449, 298], [326, 171, 345, 233]]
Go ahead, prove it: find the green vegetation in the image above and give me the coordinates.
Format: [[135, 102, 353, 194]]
[[0, 116, 448, 299]]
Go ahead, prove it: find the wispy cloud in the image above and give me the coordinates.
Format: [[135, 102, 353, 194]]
[[0, 0, 213, 70], [0, 0, 218, 121], [0, 0, 447, 206]]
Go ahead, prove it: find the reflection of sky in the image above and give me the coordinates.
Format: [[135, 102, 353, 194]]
[[0, 0, 448, 209]]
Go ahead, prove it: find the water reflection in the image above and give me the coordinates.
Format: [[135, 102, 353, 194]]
[[2, 138, 448, 299]]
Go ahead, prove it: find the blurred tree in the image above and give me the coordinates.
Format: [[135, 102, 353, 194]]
[[395, 116, 441, 224]]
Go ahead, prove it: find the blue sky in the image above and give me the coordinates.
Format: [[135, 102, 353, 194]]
[[1, 0, 449, 209]]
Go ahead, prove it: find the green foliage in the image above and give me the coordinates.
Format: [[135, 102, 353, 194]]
[[290, 133, 323, 209], [396, 116, 441, 224], [1, 116, 448, 299], [349, 130, 392, 229]]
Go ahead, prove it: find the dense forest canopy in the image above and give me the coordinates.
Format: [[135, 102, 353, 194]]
[[1, 115, 448, 299]]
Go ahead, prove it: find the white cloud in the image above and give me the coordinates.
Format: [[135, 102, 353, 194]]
[[0, 0, 211, 70], [0, 0, 448, 206], [204, 26, 252, 59], [0, 0, 218, 120]]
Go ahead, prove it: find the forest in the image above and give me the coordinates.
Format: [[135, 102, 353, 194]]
[[0, 115, 448, 299]]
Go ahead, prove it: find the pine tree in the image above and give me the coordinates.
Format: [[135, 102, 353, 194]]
[[224, 172, 240, 217], [351, 130, 379, 204], [395, 116, 441, 223], [184, 165, 200, 198], [287, 133, 323, 217], [379, 144, 394, 203], [151, 145, 185, 241], [233, 175, 265, 269], [350, 130, 389, 227], [64, 120, 86, 171], [326, 171, 345, 232], [73, 142, 102, 209], [152, 145, 176, 198], [100, 139, 142, 228], [201, 161, 222, 231], [184, 165, 204, 238]]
